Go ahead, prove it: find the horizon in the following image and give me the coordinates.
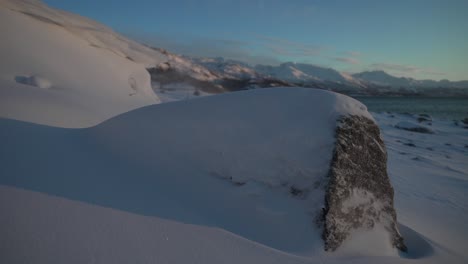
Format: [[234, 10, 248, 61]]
[[43, 0, 468, 81]]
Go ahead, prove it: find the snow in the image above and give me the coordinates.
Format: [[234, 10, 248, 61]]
[[0, 1, 467, 263], [153, 82, 211, 102], [166, 54, 219, 81], [0, 87, 467, 263], [0, 88, 377, 261], [193, 57, 259, 80], [336, 188, 398, 256], [0, 0, 167, 128], [15, 75, 52, 89], [374, 112, 468, 260], [337, 224, 397, 257], [0, 185, 313, 264], [255, 62, 356, 84], [395, 121, 434, 134]]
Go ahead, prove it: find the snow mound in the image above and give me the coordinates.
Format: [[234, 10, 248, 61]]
[[0, 88, 375, 256], [95, 88, 372, 191], [2, 89, 464, 263], [395, 121, 434, 134], [0, 0, 168, 128]]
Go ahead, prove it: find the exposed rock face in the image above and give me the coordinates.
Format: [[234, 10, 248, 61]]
[[323, 115, 407, 252]]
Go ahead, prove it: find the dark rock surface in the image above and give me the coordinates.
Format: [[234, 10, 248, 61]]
[[322, 115, 407, 252]]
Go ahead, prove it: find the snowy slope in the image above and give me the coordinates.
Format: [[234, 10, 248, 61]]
[[0, 185, 314, 264], [0, 0, 170, 128], [163, 53, 220, 81]]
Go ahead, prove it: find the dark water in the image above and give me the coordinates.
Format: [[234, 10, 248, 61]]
[[353, 96, 468, 120]]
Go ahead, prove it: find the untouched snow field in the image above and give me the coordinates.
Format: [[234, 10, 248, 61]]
[[374, 112, 468, 261]]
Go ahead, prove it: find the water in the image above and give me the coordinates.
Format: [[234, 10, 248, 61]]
[[353, 96, 468, 120]]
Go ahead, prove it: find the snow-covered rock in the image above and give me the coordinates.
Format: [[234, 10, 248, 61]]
[[324, 115, 406, 253], [0, 87, 406, 257]]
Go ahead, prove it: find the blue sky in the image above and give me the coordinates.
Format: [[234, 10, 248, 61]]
[[44, 0, 468, 81]]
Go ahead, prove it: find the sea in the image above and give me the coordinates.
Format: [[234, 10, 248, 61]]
[[353, 96, 468, 120]]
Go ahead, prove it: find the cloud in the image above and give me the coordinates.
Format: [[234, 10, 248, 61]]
[[370, 63, 446, 76], [133, 32, 328, 65], [330, 50, 362, 65], [333, 57, 360, 65], [130, 33, 281, 65]]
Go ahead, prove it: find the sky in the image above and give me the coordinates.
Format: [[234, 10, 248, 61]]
[[44, 0, 468, 81]]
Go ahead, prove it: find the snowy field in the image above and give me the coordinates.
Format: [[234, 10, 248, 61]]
[[373, 112, 468, 262]]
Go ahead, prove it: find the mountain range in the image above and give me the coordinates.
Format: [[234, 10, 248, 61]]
[[148, 54, 468, 98]]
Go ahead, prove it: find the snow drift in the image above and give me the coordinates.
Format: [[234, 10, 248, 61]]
[[0, 0, 169, 128], [0, 87, 406, 258]]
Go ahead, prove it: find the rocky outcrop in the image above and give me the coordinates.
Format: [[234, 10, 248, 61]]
[[323, 115, 407, 252]]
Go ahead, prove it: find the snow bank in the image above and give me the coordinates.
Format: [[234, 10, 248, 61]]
[[0, 88, 372, 256], [1, 88, 465, 263], [0, 0, 167, 128], [0, 185, 311, 264]]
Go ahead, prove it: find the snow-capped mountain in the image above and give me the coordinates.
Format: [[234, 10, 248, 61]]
[[352, 71, 412, 88], [187, 59, 368, 93], [192, 57, 260, 80], [190, 59, 468, 95], [256, 62, 349, 84], [353, 70, 468, 89]]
